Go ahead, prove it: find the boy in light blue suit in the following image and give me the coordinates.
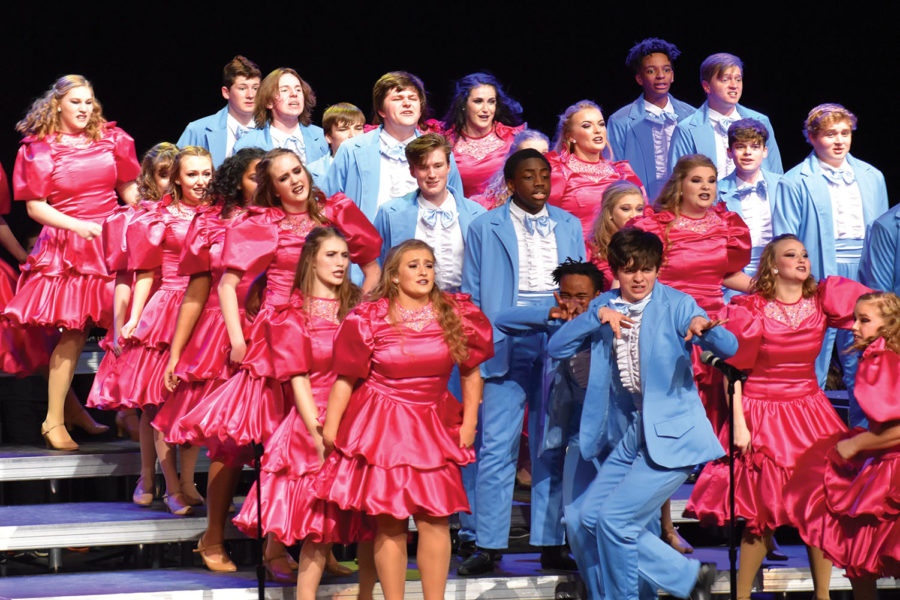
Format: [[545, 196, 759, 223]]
[[859, 204, 900, 295], [774, 103, 888, 427], [321, 71, 462, 223], [177, 56, 261, 168], [608, 38, 695, 201], [548, 229, 736, 600], [306, 103, 366, 185], [718, 119, 782, 302], [669, 53, 782, 179], [232, 67, 329, 165], [459, 149, 585, 575]]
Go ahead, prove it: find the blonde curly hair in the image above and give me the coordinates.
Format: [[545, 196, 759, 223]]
[[852, 292, 900, 354], [16, 75, 106, 142]]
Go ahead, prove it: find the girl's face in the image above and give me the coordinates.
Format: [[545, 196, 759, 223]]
[[269, 153, 310, 212], [313, 236, 349, 289], [610, 193, 645, 230], [58, 86, 94, 134], [153, 165, 171, 198], [567, 107, 607, 159], [679, 166, 717, 215], [853, 300, 884, 346], [465, 85, 497, 133], [772, 238, 810, 283], [240, 158, 261, 205], [176, 155, 213, 205], [395, 248, 435, 301]]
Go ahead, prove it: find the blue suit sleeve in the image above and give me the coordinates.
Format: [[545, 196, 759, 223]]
[[771, 178, 806, 237], [495, 305, 556, 335], [448, 153, 463, 195], [462, 221, 483, 306], [668, 124, 694, 176], [372, 207, 390, 267], [321, 143, 350, 197], [607, 117, 628, 162], [859, 218, 897, 292], [176, 125, 197, 148], [761, 117, 784, 174], [547, 295, 610, 359]]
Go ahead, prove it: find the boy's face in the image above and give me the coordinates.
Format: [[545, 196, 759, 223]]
[[615, 261, 658, 304], [810, 119, 853, 168], [325, 120, 365, 153], [727, 140, 768, 178], [702, 66, 743, 109], [559, 274, 601, 314], [409, 148, 450, 204], [222, 76, 260, 119], [506, 157, 551, 214], [378, 86, 421, 129], [635, 53, 674, 100]]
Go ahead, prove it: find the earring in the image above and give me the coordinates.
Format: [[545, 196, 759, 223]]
[[57, 107, 61, 113], [773, 268, 779, 274], [392, 279, 399, 284]]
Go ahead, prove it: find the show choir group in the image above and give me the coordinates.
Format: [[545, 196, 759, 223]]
[[1, 36, 899, 600]]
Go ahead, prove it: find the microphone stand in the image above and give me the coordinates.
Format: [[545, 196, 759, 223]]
[[723, 369, 747, 600], [254, 441, 265, 600]]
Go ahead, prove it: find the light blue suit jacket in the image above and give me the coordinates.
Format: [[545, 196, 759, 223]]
[[462, 203, 585, 379], [547, 283, 735, 467], [320, 127, 464, 223], [607, 94, 696, 201], [669, 101, 783, 176], [859, 204, 900, 294], [773, 152, 888, 280], [372, 187, 486, 265], [177, 106, 255, 168], [232, 122, 329, 164], [718, 168, 783, 217]]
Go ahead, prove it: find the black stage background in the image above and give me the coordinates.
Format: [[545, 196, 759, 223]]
[[1, 2, 894, 233]]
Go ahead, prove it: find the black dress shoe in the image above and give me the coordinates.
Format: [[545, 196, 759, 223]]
[[766, 548, 788, 561], [457, 549, 500, 576], [689, 562, 717, 600], [457, 540, 476, 559], [554, 579, 587, 600], [540, 545, 578, 571]]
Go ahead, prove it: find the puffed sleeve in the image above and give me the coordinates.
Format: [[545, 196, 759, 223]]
[[222, 209, 278, 273], [0, 163, 10, 215], [267, 291, 313, 378], [178, 211, 214, 276], [718, 204, 752, 273], [330, 302, 377, 379], [12, 140, 54, 200], [819, 276, 873, 329], [102, 206, 133, 273], [545, 151, 568, 206], [628, 206, 669, 252], [452, 293, 495, 370], [322, 192, 383, 266], [721, 296, 764, 370], [126, 206, 166, 271], [855, 338, 900, 423], [107, 125, 141, 185], [612, 160, 648, 200]]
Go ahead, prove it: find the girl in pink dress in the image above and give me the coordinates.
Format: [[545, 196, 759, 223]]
[[469, 129, 549, 210], [175, 148, 382, 579], [686, 234, 868, 600], [316, 238, 492, 600], [546, 100, 645, 248], [785, 291, 900, 600], [588, 180, 645, 289], [234, 227, 376, 600], [104, 147, 214, 516], [4, 75, 140, 450], [441, 73, 525, 198]]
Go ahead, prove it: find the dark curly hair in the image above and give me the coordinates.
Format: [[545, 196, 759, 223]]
[[442, 72, 523, 141], [209, 147, 266, 218], [625, 38, 681, 74]]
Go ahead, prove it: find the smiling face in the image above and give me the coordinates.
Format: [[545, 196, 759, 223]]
[[57, 85, 94, 134], [635, 53, 674, 104], [410, 148, 450, 205], [728, 140, 768, 179], [772, 238, 810, 284], [679, 166, 717, 216], [396, 247, 435, 302], [810, 119, 853, 168], [616, 261, 658, 304], [465, 84, 497, 134], [567, 107, 607, 160], [269, 153, 310, 212], [175, 155, 213, 205], [313, 235, 350, 289], [268, 73, 305, 121], [507, 157, 551, 214]]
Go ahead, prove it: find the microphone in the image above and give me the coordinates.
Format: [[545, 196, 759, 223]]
[[700, 351, 747, 383]]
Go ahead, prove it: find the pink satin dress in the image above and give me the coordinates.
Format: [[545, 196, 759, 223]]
[[450, 122, 524, 198]]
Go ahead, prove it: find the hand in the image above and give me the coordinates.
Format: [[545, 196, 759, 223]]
[[73, 220, 102, 241], [548, 292, 577, 321], [111, 336, 124, 357], [734, 425, 751, 454], [120, 317, 139, 340], [836, 437, 858, 460], [228, 339, 247, 365], [597, 306, 634, 339], [163, 358, 181, 392], [683, 317, 727, 342], [311, 425, 326, 465], [322, 422, 337, 455], [245, 290, 261, 322], [459, 423, 476, 449]]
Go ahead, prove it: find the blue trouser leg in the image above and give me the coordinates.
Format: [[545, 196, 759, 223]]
[[562, 438, 602, 598], [448, 366, 477, 542], [837, 328, 867, 428]]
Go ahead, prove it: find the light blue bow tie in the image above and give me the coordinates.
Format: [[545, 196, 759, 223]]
[[235, 125, 250, 141], [285, 136, 306, 162], [735, 180, 767, 199], [422, 208, 456, 229], [381, 140, 408, 161], [715, 117, 736, 135], [609, 293, 651, 315], [645, 111, 678, 126], [524, 214, 556, 237], [822, 166, 855, 185]]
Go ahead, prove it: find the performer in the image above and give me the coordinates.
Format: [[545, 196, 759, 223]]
[[4, 75, 140, 450], [547, 228, 735, 600], [588, 180, 645, 289], [669, 53, 783, 177], [546, 99, 645, 248], [233, 227, 375, 597], [686, 234, 870, 600], [786, 291, 900, 600], [177, 55, 262, 167], [441, 72, 525, 198], [773, 103, 888, 427], [175, 148, 381, 576], [470, 129, 549, 210], [607, 37, 695, 200], [316, 238, 493, 600], [306, 103, 366, 184], [233, 68, 329, 164]]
